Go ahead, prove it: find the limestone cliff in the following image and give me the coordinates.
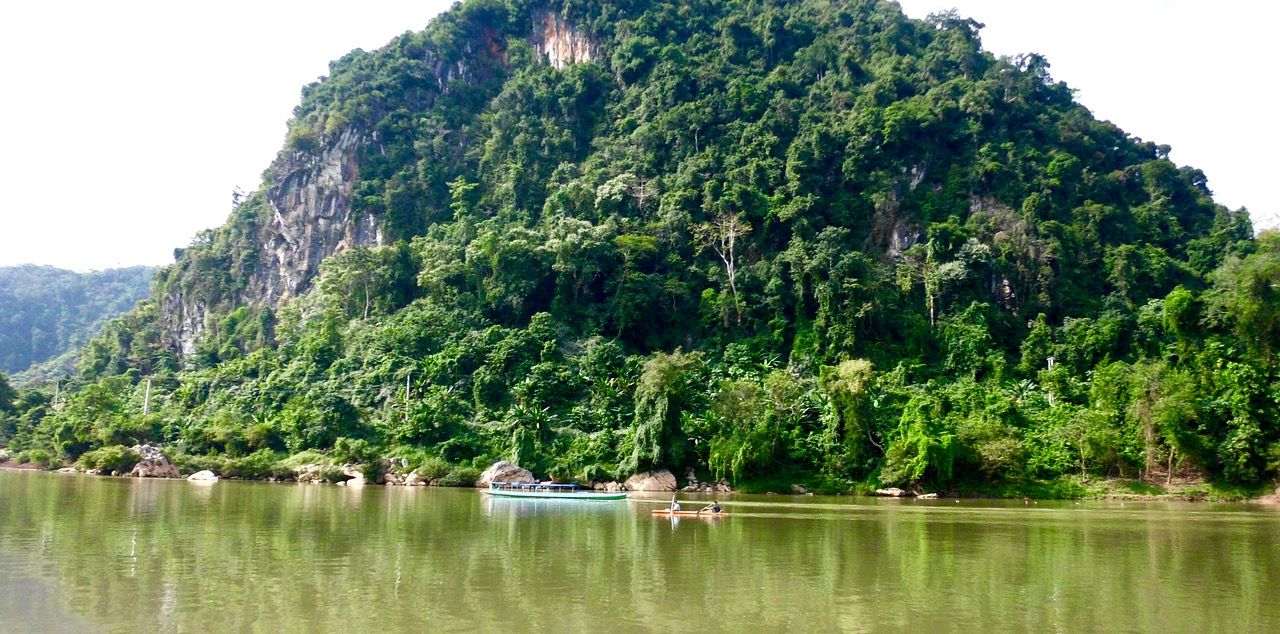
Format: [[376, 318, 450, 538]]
[[530, 8, 597, 69], [253, 128, 382, 305], [156, 5, 601, 358]]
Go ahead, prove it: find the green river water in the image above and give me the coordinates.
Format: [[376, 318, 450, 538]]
[[1, 469, 1277, 633]]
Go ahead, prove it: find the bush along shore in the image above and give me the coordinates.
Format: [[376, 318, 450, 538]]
[[0, 445, 480, 487], [2, 445, 1269, 502], [0, 445, 698, 493]]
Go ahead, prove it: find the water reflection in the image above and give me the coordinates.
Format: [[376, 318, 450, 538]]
[[1, 470, 1279, 633]]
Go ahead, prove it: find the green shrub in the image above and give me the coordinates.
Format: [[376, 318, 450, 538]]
[[77, 445, 140, 473], [318, 466, 351, 483], [23, 448, 57, 469], [171, 453, 223, 475], [278, 450, 332, 469], [333, 437, 377, 464], [358, 460, 383, 481], [415, 456, 453, 481], [221, 450, 290, 479], [15, 451, 30, 464], [437, 466, 480, 487]]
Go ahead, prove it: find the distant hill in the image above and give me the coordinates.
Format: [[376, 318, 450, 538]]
[[0, 265, 155, 378]]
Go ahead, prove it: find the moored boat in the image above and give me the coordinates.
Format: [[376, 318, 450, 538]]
[[483, 481, 629, 500]]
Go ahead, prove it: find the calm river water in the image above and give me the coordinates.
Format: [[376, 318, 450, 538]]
[[1, 470, 1278, 632]]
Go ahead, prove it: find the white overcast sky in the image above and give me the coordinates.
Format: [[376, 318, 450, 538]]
[[0, 1, 1275, 271]]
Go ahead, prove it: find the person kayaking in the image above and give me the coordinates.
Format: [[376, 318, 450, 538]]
[[698, 500, 721, 514], [669, 495, 681, 512]]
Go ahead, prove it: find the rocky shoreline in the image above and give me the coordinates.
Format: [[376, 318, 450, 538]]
[[4, 447, 1268, 502], [0, 449, 735, 495]]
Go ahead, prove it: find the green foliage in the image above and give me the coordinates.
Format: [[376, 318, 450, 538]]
[[414, 456, 454, 480], [77, 445, 140, 473], [332, 437, 378, 464], [625, 349, 703, 474], [18, 448, 57, 469], [0, 265, 155, 376], [18, 0, 1279, 498], [437, 465, 481, 487], [223, 451, 293, 479]]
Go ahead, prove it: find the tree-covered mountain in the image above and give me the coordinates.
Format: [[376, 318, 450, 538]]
[[2, 0, 1274, 495], [0, 265, 155, 379]]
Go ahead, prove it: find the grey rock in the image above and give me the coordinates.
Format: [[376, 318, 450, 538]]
[[186, 470, 219, 482], [128, 445, 180, 478], [477, 461, 536, 487], [623, 470, 678, 492], [874, 487, 908, 497]]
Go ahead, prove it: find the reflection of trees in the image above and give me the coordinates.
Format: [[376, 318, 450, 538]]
[[0, 473, 1277, 632]]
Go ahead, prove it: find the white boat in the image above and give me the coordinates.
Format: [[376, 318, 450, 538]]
[[482, 481, 628, 500]]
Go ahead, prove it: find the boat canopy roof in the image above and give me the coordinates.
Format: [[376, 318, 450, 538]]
[[489, 481, 582, 490]]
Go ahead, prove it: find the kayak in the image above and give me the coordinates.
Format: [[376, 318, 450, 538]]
[[651, 509, 728, 517]]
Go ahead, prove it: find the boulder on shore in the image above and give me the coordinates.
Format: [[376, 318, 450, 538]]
[[874, 487, 908, 497], [917, 492, 939, 500], [128, 445, 180, 478], [477, 461, 536, 487], [342, 466, 367, 486], [624, 469, 678, 492], [186, 470, 219, 483]]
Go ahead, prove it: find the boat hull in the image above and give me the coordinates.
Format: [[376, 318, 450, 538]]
[[484, 489, 629, 500]]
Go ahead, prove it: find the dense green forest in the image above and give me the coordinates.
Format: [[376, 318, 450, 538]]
[[0, 265, 155, 379], [2, 0, 1275, 496]]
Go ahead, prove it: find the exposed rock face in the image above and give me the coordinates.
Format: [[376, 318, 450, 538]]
[[404, 471, 428, 486], [341, 466, 367, 486], [531, 9, 596, 69], [478, 461, 536, 486], [159, 128, 379, 357], [624, 469, 677, 492], [187, 470, 219, 482], [592, 481, 624, 492], [254, 128, 382, 305], [162, 295, 211, 358], [128, 445, 180, 478], [158, 12, 595, 360]]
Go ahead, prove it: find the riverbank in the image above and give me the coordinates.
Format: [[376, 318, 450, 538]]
[[5, 457, 1273, 503], [939, 474, 1273, 502]]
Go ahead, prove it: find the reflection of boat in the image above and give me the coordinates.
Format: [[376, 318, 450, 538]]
[[651, 509, 728, 517], [483, 482, 629, 500]]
